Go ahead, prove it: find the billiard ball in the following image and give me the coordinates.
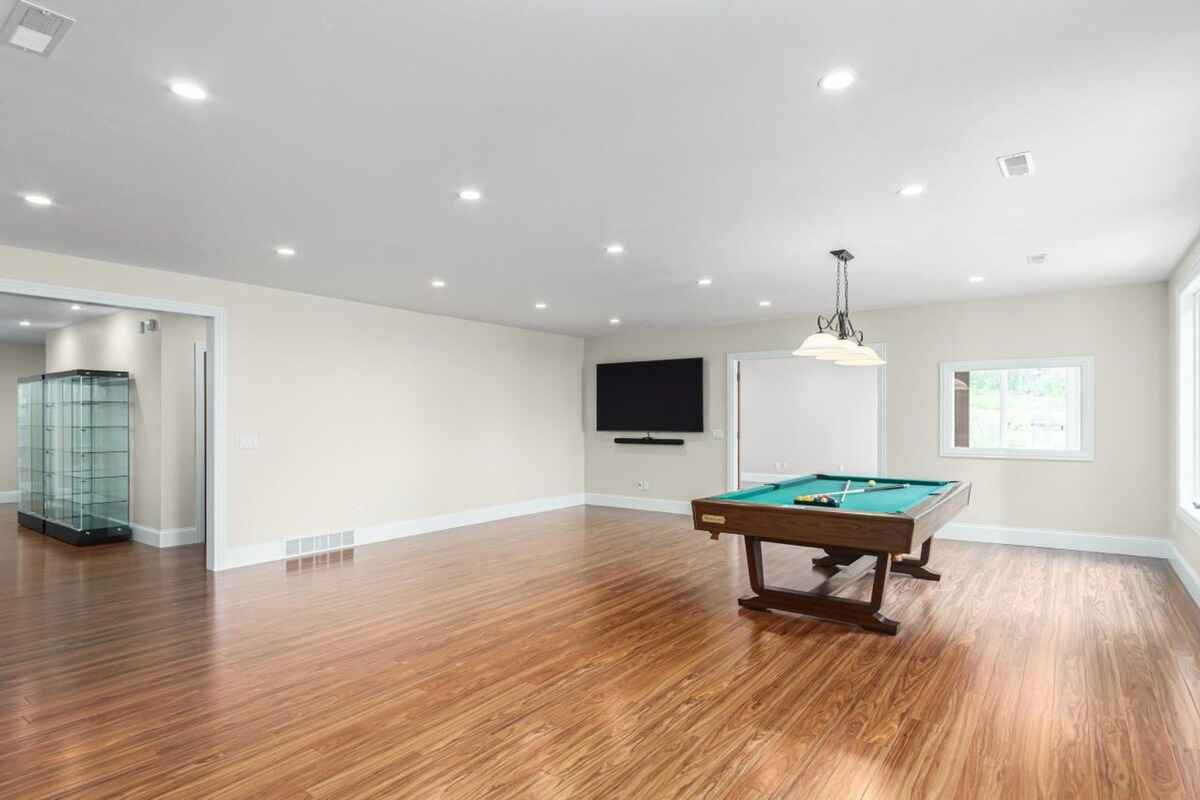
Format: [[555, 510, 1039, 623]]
[[867, 480, 876, 487]]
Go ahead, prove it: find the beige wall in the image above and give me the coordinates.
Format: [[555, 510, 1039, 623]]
[[1, 245, 585, 550], [0, 342, 47, 493], [159, 314, 208, 530], [585, 282, 1169, 538]]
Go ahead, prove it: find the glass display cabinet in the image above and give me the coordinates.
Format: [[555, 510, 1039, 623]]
[[16, 370, 132, 546]]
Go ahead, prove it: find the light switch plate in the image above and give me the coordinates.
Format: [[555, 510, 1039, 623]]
[[239, 433, 259, 450], [713, 429, 724, 440]]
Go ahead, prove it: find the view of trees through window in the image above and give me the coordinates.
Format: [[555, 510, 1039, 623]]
[[953, 366, 1081, 451]]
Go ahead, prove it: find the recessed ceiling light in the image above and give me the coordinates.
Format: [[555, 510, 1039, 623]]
[[70, 304, 81, 311], [169, 80, 208, 101], [23, 193, 53, 207], [534, 302, 547, 310], [758, 300, 772, 307], [457, 187, 483, 202], [605, 243, 625, 256], [969, 275, 984, 283], [609, 317, 621, 325], [18, 320, 31, 327], [431, 279, 446, 288], [818, 69, 855, 92], [274, 246, 296, 257], [1026, 253, 1048, 265], [898, 184, 925, 197], [697, 277, 713, 286]]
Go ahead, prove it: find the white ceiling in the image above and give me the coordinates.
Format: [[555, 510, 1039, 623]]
[[1, 0, 1198, 337], [0, 293, 119, 343]]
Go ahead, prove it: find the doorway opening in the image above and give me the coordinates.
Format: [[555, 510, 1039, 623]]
[[0, 278, 226, 570], [726, 348, 887, 491]]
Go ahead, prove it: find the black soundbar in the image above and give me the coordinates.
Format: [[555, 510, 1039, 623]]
[[614, 436, 685, 445]]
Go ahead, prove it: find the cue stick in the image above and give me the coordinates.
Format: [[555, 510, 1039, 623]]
[[838, 480, 852, 503], [808, 483, 911, 499]]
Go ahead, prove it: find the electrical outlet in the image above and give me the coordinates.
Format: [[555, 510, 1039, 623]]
[[636, 480, 649, 491]]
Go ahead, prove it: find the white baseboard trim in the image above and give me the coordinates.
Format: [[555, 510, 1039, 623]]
[[940, 522, 1171, 559], [740, 472, 803, 485], [585, 493, 691, 515], [583, 494, 1176, 559], [219, 493, 587, 572], [1169, 543, 1200, 610], [0, 489, 18, 504], [132, 523, 202, 548]]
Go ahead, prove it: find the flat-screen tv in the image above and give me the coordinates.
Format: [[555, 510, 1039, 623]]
[[596, 357, 703, 433]]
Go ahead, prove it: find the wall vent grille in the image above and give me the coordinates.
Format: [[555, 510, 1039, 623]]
[[286, 530, 355, 559], [997, 151, 1035, 178], [2, 2, 74, 57]]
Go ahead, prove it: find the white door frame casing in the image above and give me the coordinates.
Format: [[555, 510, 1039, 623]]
[[0, 278, 228, 571], [194, 342, 208, 551], [725, 346, 888, 492]]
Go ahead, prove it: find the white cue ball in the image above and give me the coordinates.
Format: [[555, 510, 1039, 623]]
[[868, 480, 876, 487]]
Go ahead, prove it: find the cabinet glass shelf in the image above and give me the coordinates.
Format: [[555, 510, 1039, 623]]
[[16, 370, 131, 546]]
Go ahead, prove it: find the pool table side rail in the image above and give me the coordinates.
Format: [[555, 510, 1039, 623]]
[[691, 480, 971, 554]]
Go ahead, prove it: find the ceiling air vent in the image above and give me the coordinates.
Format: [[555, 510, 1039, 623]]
[[1026, 253, 1048, 265], [997, 151, 1035, 179], [2, 2, 74, 57]]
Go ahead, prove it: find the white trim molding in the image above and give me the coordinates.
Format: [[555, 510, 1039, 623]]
[[741, 472, 805, 485], [0, 490, 17, 504], [219, 493, 586, 571], [1169, 544, 1200, 610], [585, 493, 691, 515], [132, 524, 203, 548], [584, 493, 1175, 559], [939, 356, 1096, 462], [939, 522, 1169, 558]]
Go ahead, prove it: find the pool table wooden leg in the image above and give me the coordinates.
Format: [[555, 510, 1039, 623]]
[[891, 539, 941, 581], [739, 537, 900, 635]]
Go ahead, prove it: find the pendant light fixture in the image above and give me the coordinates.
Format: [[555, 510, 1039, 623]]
[[793, 249, 885, 366]]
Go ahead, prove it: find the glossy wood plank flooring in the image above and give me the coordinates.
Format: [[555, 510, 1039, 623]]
[[3, 504, 1200, 799]]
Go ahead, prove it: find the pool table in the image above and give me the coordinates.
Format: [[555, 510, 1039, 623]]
[[691, 474, 971, 634]]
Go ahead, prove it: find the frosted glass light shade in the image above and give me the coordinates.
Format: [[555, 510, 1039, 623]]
[[835, 345, 886, 366], [794, 332, 858, 357]]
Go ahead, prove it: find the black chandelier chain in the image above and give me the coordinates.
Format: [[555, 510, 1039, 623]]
[[814, 250, 865, 347]]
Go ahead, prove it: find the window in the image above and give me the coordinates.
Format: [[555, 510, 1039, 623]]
[[1178, 279, 1200, 520], [939, 357, 1094, 460]]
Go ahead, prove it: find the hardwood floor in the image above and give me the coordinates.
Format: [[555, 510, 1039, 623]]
[[3, 503, 1200, 799]]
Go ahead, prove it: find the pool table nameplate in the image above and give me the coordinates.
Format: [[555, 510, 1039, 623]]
[[692, 474, 971, 635]]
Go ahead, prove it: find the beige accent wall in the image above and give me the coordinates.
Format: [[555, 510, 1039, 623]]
[[586, 282, 1169, 538], [1, 245, 585, 549], [0, 342, 47, 493], [159, 314, 208, 531]]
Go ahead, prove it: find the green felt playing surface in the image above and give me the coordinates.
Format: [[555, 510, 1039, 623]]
[[714, 474, 954, 514]]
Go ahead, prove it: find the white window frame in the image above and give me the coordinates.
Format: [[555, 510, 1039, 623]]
[[938, 356, 1095, 462], [1177, 271, 1200, 531]]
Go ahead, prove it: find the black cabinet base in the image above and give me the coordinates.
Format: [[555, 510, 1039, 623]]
[[614, 436, 685, 445], [16, 512, 131, 546]]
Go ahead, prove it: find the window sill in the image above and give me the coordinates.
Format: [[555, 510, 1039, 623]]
[[940, 448, 1094, 462]]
